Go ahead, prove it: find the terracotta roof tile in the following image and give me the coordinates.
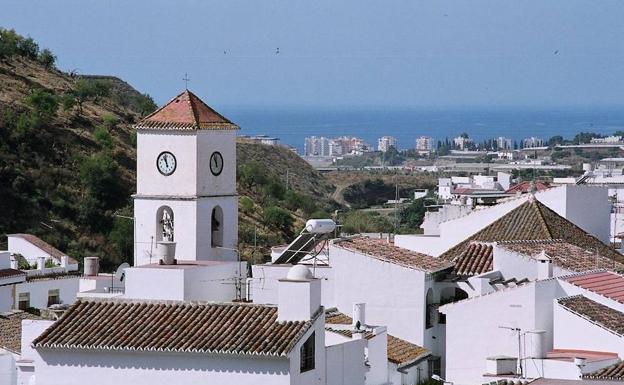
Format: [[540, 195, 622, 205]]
[[0, 268, 26, 280], [563, 271, 624, 304], [505, 181, 550, 194], [584, 360, 624, 380], [134, 90, 238, 131], [500, 240, 624, 273], [324, 309, 430, 366], [452, 242, 493, 276], [9, 234, 77, 265], [439, 199, 624, 266], [33, 300, 313, 357], [0, 311, 43, 353], [558, 295, 624, 336], [334, 237, 453, 273]]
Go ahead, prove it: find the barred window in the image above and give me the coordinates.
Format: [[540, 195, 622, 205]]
[[300, 332, 315, 373], [48, 289, 60, 307], [18, 292, 30, 310]]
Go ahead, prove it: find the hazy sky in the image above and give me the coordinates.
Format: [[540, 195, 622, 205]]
[[2, 0, 624, 108]]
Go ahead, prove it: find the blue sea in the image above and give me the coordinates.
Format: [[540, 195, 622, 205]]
[[222, 107, 624, 153]]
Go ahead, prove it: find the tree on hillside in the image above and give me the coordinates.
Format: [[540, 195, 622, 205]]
[[37, 48, 56, 69], [25, 89, 58, 119]]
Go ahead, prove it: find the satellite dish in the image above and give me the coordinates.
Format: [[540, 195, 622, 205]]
[[114, 263, 130, 282]]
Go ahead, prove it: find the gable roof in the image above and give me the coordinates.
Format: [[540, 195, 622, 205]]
[[333, 237, 453, 273], [0, 268, 26, 280], [584, 360, 624, 381], [134, 90, 238, 130], [505, 181, 550, 194], [558, 295, 624, 336], [33, 299, 314, 357], [500, 240, 624, 273], [324, 308, 430, 367], [8, 233, 77, 264], [0, 311, 43, 353], [563, 271, 624, 304], [439, 198, 624, 266]]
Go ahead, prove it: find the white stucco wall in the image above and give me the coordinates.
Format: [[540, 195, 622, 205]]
[[330, 244, 427, 346], [441, 280, 566, 385], [325, 339, 366, 385], [0, 285, 14, 312], [250, 264, 334, 307], [124, 262, 244, 302], [553, 302, 624, 357], [14, 277, 79, 309]]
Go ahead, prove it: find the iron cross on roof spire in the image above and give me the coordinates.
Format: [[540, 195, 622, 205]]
[[182, 73, 190, 89]]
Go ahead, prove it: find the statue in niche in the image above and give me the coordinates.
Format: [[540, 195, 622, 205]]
[[161, 209, 174, 242]]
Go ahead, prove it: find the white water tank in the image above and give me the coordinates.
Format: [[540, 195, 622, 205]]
[[37, 256, 46, 271], [305, 219, 336, 234], [527, 330, 546, 359], [353, 303, 366, 330], [84, 257, 99, 276], [158, 241, 176, 265], [0, 350, 16, 385], [582, 163, 593, 173]]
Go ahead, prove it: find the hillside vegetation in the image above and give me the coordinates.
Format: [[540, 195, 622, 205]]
[[0, 28, 338, 269]]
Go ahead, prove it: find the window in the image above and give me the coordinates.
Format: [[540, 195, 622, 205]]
[[18, 292, 30, 310], [428, 357, 441, 378], [300, 332, 315, 373], [211, 206, 224, 247], [47, 289, 60, 307], [426, 289, 435, 329]]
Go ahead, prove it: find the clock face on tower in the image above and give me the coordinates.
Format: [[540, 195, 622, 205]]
[[210, 151, 224, 176], [157, 151, 177, 176]]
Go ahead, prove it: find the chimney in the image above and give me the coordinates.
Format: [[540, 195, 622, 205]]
[[10, 259, 18, 270], [277, 265, 321, 322], [157, 241, 177, 265], [37, 257, 46, 271], [83, 257, 99, 276], [60, 255, 69, 268], [352, 303, 366, 331], [536, 251, 552, 280]]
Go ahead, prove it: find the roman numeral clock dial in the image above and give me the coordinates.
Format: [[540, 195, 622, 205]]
[[210, 151, 224, 176], [157, 151, 176, 176]]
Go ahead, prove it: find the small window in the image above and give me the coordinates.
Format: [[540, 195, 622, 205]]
[[300, 332, 315, 373], [428, 357, 441, 378], [18, 292, 30, 310], [47, 289, 60, 307]]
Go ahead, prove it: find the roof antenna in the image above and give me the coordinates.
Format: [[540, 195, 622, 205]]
[[183, 73, 191, 90]]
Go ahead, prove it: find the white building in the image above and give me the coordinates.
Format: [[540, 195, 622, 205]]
[[20, 265, 366, 385], [304, 136, 330, 156], [522, 137, 544, 148], [453, 135, 473, 150], [415, 136, 433, 154], [590, 135, 622, 144], [496, 136, 513, 150], [378, 136, 397, 152], [329, 139, 344, 156], [7, 234, 78, 272]]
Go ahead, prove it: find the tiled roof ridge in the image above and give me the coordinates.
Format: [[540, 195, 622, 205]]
[[8, 233, 73, 262], [531, 200, 554, 239], [497, 239, 566, 245], [557, 295, 624, 337], [187, 90, 234, 125], [583, 360, 624, 380], [440, 279, 536, 310], [558, 268, 610, 281], [333, 236, 453, 273], [70, 296, 279, 308]]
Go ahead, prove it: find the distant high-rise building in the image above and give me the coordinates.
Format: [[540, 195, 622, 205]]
[[304, 136, 330, 156], [453, 135, 473, 150], [378, 136, 397, 152], [329, 139, 344, 156], [415, 136, 433, 153], [496, 136, 512, 150], [522, 137, 544, 148]]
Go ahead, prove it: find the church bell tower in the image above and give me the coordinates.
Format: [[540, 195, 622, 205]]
[[132, 90, 239, 266]]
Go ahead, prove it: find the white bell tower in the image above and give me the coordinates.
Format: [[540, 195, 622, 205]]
[[133, 90, 239, 266]]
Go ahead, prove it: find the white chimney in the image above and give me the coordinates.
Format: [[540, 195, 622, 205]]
[[157, 241, 176, 265], [60, 255, 69, 268], [84, 257, 99, 276], [352, 303, 366, 330], [536, 251, 552, 280], [10, 259, 18, 270], [277, 265, 321, 322], [37, 257, 46, 271]]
